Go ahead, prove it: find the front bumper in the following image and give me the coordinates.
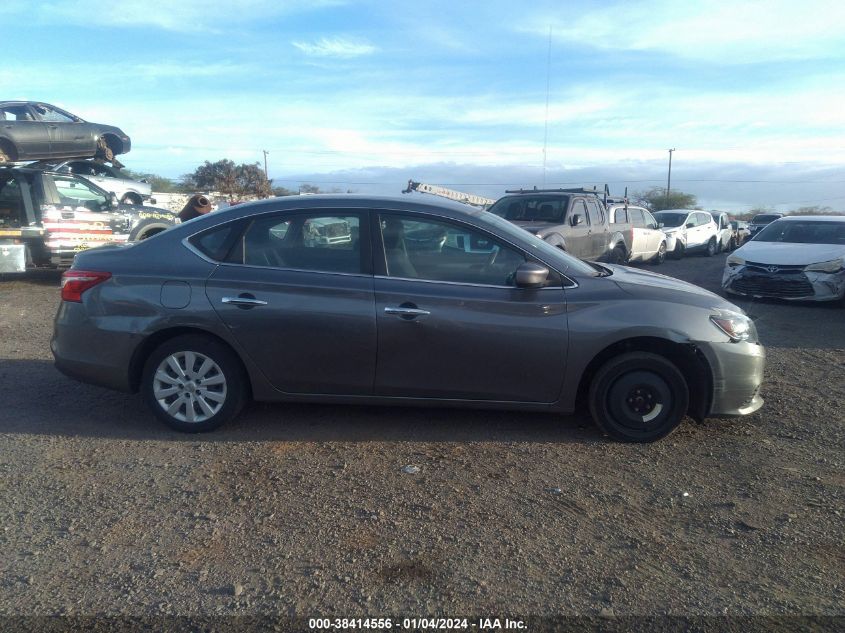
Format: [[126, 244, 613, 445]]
[[697, 339, 765, 417], [722, 265, 845, 302]]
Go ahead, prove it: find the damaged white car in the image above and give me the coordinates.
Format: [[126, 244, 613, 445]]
[[722, 215, 845, 303]]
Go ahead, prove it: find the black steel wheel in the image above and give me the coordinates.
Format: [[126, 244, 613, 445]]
[[142, 334, 247, 433], [589, 352, 689, 442]]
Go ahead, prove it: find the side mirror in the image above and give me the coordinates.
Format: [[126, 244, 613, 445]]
[[108, 192, 119, 210], [515, 262, 549, 289], [570, 215, 583, 227], [658, 222, 664, 228], [686, 222, 695, 229]]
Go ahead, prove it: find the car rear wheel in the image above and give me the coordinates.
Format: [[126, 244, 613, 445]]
[[609, 245, 626, 265], [142, 335, 247, 433], [588, 352, 689, 443], [652, 241, 667, 265], [705, 237, 717, 257]]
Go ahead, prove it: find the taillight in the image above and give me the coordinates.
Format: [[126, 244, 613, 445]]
[[61, 270, 112, 302]]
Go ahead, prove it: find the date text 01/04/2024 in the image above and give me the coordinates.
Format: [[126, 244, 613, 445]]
[[307, 617, 527, 630]]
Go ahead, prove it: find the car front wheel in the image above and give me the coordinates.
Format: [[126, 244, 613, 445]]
[[652, 241, 667, 265], [705, 237, 717, 257], [142, 335, 247, 432], [588, 352, 689, 442]]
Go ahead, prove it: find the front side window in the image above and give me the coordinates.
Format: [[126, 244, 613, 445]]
[[570, 200, 588, 226], [34, 104, 75, 123], [379, 214, 525, 286], [234, 212, 362, 274], [48, 174, 109, 211], [643, 210, 658, 229]]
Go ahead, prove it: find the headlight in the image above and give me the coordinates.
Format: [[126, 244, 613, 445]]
[[804, 259, 844, 273], [726, 254, 745, 267], [710, 309, 755, 342]]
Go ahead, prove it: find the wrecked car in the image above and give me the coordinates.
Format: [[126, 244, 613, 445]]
[[0, 164, 176, 272], [0, 101, 130, 164], [30, 159, 152, 206], [723, 215, 845, 303]]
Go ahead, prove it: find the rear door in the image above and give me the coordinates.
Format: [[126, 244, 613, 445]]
[[204, 209, 377, 395], [372, 211, 568, 403], [1, 104, 50, 158], [585, 198, 607, 259]]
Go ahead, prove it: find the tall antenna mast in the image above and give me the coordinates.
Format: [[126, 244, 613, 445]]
[[542, 26, 552, 186]]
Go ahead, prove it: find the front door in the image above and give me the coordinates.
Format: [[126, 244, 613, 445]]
[[564, 199, 592, 258], [1, 104, 50, 158], [205, 210, 377, 395], [373, 212, 568, 403]]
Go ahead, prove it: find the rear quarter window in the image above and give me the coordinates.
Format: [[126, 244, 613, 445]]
[[189, 222, 243, 261]]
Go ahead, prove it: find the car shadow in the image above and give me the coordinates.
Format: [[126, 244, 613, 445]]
[[1, 359, 598, 444]]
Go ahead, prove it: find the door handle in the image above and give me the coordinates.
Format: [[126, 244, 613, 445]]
[[384, 306, 430, 319], [222, 296, 268, 307]]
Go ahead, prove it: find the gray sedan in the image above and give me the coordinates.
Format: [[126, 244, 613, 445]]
[[52, 195, 765, 442]]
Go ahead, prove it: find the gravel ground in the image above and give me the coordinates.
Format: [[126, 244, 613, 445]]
[[0, 254, 843, 623]]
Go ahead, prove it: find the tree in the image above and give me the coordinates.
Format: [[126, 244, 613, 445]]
[[632, 187, 697, 212], [183, 159, 272, 200]]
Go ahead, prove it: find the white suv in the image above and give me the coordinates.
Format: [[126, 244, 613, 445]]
[[653, 209, 719, 259]]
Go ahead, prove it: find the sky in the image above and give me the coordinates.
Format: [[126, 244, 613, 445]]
[[2, 0, 844, 211]]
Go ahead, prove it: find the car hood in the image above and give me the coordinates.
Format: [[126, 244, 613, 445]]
[[604, 263, 737, 310], [735, 241, 845, 265]]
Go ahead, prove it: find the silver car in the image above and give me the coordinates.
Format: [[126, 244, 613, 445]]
[[31, 159, 152, 205], [52, 195, 765, 442]]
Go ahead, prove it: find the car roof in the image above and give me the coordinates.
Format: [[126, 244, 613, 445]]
[[213, 194, 485, 221], [777, 215, 845, 222]]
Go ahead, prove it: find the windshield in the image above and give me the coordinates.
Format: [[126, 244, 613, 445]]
[[754, 220, 845, 245], [488, 196, 569, 223], [653, 212, 688, 227], [479, 211, 599, 277], [751, 214, 781, 225]]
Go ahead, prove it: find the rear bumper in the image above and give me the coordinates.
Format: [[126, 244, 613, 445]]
[[51, 302, 136, 392], [697, 339, 765, 417]]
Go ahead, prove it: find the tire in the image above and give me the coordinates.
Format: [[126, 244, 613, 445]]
[[652, 241, 667, 265], [141, 334, 248, 433], [705, 237, 717, 257], [588, 352, 689, 443], [0, 150, 8, 164], [671, 241, 685, 260], [96, 138, 115, 162], [609, 245, 626, 265], [121, 193, 143, 205], [128, 218, 172, 241], [728, 237, 736, 251]]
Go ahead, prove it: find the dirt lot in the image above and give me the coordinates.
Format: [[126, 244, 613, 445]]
[[0, 253, 843, 625]]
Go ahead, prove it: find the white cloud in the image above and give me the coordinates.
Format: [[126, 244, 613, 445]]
[[28, 0, 344, 32], [292, 37, 378, 58], [525, 0, 845, 63]]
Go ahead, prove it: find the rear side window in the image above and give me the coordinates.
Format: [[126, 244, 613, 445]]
[[235, 212, 363, 274], [190, 222, 242, 261], [585, 199, 603, 226], [611, 207, 628, 224]]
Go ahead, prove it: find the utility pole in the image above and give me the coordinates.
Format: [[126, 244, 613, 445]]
[[665, 148, 675, 207], [262, 150, 269, 179]]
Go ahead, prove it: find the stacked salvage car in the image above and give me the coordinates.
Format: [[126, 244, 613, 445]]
[[0, 101, 178, 273]]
